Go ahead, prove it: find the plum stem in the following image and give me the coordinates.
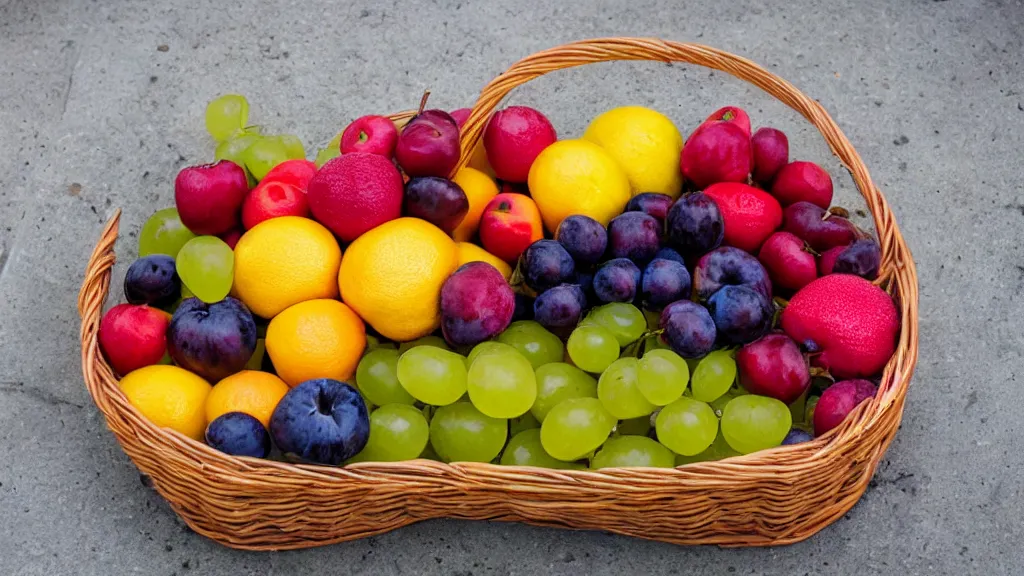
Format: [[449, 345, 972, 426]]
[[417, 90, 431, 115], [828, 206, 850, 218]]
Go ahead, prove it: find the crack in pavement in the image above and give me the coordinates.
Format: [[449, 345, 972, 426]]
[[0, 381, 85, 409]]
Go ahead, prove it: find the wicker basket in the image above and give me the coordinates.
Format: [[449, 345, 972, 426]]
[[77, 37, 918, 550]]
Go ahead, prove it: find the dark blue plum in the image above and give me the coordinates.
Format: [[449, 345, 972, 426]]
[[270, 378, 369, 465], [607, 211, 661, 265], [693, 246, 772, 301], [593, 258, 641, 303], [666, 192, 724, 258], [653, 247, 686, 265], [533, 284, 585, 334], [659, 300, 716, 358], [512, 292, 535, 322], [576, 270, 596, 305], [641, 258, 692, 309], [522, 240, 576, 292], [167, 297, 257, 382], [205, 412, 271, 458], [833, 239, 881, 280], [706, 285, 773, 345], [624, 192, 674, 222], [556, 215, 607, 266], [781, 428, 813, 445], [124, 255, 180, 307]]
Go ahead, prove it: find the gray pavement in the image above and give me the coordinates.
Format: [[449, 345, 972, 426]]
[[1, 0, 1022, 574]]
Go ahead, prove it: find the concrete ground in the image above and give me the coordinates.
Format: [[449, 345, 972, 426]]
[[1, 0, 1021, 573]]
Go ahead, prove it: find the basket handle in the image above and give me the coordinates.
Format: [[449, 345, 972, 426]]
[[453, 37, 905, 284]]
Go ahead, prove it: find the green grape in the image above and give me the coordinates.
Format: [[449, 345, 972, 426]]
[[205, 94, 249, 142], [805, 395, 820, 425], [396, 346, 467, 406], [398, 335, 450, 354], [496, 321, 564, 369], [365, 335, 381, 351], [615, 415, 651, 436], [597, 358, 655, 419], [690, 350, 737, 403], [175, 236, 234, 303], [636, 349, 689, 406], [276, 134, 306, 160], [327, 130, 344, 152], [721, 395, 792, 454], [655, 397, 718, 456], [531, 362, 597, 422], [181, 283, 195, 299], [243, 137, 290, 180], [215, 130, 261, 167], [138, 208, 197, 258], [348, 404, 429, 463], [789, 389, 808, 424], [500, 429, 585, 469], [466, 341, 515, 366], [356, 349, 416, 406], [643, 308, 661, 330], [567, 324, 619, 373], [591, 435, 675, 469], [429, 402, 507, 463], [315, 146, 341, 168], [510, 411, 540, 435], [674, 430, 740, 465], [245, 339, 266, 371], [710, 389, 739, 415], [540, 398, 615, 461], [589, 303, 647, 346], [467, 349, 536, 418]]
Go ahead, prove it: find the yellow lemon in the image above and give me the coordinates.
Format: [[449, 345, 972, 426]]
[[339, 217, 458, 341], [451, 167, 499, 242], [233, 216, 342, 319], [583, 106, 684, 198], [456, 242, 512, 279], [205, 370, 290, 428], [527, 139, 632, 232], [119, 365, 212, 441], [265, 299, 366, 387]]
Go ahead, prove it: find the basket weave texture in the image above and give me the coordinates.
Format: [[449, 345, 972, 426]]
[[77, 37, 919, 550]]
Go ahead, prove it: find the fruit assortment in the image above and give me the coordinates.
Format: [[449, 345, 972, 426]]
[[98, 93, 900, 470]]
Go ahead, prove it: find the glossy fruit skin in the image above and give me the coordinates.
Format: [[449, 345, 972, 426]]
[[440, 262, 515, 347], [750, 127, 789, 185], [680, 121, 752, 189], [704, 182, 783, 253], [832, 239, 881, 280], [758, 231, 817, 292], [818, 245, 847, 276], [665, 192, 724, 258], [782, 428, 813, 445], [269, 378, 369, 465], [693, 246, 772, 302], [99, 303, 171, 376], [697, 105, 752, 137], [593, 258, 641, 303], [771, 161, 833, 208], [403, 177, 470, 234], [736, 333, 810, 404], [782, 201, 858, 252], [533, 284, 585, 334], [659, 300, 716, 358], [395, 109, 461, 178], [522, 240, 576, 292], [781, 274, 898, 379], [484, 106, 557, 183], [479, 193, 544, 262], [340, 115, 400, 157], [167, 297, 257, 383], [174, 160, 250, 235], [707, 285, 773, 346], [607, 211, 662, 266], [241, 180, 310, 230], [205, 412, 271, 458], [124, 255, 180, 307], [813, 379, 877, 436], [555, 215, 608, 266], [624, 192, 674, 222], [640, 258, 691, 309], [261, 159, 317, 192], [307, 153, 404, 242]]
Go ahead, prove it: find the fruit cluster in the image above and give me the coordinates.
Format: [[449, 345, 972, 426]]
[[98, 94, 899, 468]]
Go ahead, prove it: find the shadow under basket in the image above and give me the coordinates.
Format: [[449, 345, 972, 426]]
[[77, 37, 919, 550]]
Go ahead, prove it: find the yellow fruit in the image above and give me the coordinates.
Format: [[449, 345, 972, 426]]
[[456, 242, 512, 279], [339, 217, 458, 341], [527, 139, 632, 232], [467, 140, 496, 179], [583, 106, 684, 198], [205, 370, 289, 428], [451, 167, 499, 242], [265, 299, 366, 387], [119, 365, 212, 441], [233, 216, 342, 319]]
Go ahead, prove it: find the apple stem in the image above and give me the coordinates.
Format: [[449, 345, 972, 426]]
[[417, 90, 431, 115], [828, 206, 850, 219]]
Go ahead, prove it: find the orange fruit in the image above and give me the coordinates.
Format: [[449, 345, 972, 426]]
[[205, 370, 290, 427], [455, 242, 512, 279], [451, 167, 499, 242], [119, 365, 212, 441], [265, 299, 366, 386]]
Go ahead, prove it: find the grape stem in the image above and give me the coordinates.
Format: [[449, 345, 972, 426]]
[[621, 330, 664, 358]]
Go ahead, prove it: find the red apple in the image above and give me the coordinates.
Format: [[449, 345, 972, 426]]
[[479, 193, 544, 262], [697, 105, 752, 138], [680, 122, 752, 190], [174, 160, 250, 235], [395, 109, 461, 178], [261, 159, 317, 192], [813, 379, 878, 436], [771, 161, 834, 208], [484, 106, 557, 183], [99, 303, 171, 376], [218, 228, 242, 249], [242, 180, 310, 230], [449, 108, 471, 129], [758, 231, 817, 292], [751, 127, 789, 185], [736, 333, 810, 404], [340, 115, 400, 157]]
